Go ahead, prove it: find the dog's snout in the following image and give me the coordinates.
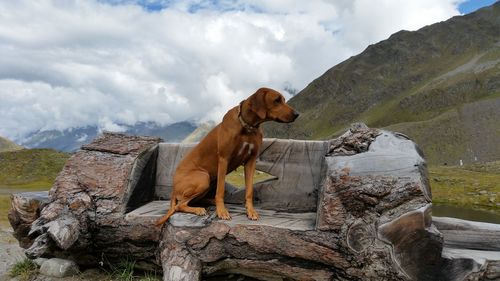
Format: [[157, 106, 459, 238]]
[[292, 111, 300, 119]]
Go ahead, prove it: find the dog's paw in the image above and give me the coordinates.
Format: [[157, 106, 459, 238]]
[[194, 207, 207, 216], [246, 208, 259, 220], [216, 208, 231, 220]]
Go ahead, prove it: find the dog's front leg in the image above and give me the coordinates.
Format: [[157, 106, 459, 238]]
[[216, 157, 231, 220], [244, 157, 259, 220]]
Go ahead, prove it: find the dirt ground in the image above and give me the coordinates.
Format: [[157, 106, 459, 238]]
[[0, 225, 25, 281]]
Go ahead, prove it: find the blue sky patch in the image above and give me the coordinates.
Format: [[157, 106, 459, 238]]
[[100, 0, 498, 15], [459, 0, 497, 14]]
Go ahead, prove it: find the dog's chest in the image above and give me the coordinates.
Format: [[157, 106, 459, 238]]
[[237, 141, 255, 157], [229, 137, 260, 167]]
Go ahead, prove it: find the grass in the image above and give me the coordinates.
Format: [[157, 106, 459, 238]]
[[0, 194, 13, 227], [112, 260, 136, 281], [7, 257, 161, 281], [101, 258, 161, 281], [0, 148, 70, 188], [225, 166, 276, 188], [10, 258, 38, 281], [430, 161, 500, 211], [0, 148, 69, 226], [0, 136, 22, 153]]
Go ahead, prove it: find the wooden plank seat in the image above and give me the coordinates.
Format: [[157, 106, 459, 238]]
[[126, 200, 317, 231]]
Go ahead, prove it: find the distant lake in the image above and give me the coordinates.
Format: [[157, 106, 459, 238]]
[[0, 187, 49, 194], [433, 203, 500, 224]]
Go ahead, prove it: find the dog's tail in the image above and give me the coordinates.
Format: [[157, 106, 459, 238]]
[[155, 198, 177, 226]]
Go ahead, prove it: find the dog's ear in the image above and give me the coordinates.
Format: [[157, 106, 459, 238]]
[[249, 89, 268, 119]]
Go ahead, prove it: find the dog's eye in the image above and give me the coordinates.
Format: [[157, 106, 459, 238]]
[[274, 97, 281, 104]]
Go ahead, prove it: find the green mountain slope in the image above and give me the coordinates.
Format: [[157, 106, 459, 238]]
[[0, 136, 23, 153], [265, 2, 500, 165], [0, 149, 70, 189], [182, 121, 216, 143]]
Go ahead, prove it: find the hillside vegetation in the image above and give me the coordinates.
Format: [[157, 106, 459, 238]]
[[264, 3, 500, 166], [0, 149, 69, 189], [182, 121, 216, 143], [0, 148, 69, 226], [430, 161, 500, 210], [0, 136, 23, 153]]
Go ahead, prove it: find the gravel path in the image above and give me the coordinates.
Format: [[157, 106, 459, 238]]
[[0, 225, 25, 281]]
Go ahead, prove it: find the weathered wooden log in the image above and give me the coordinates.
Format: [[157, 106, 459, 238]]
[[8, 192, 49, 248], [433, 216, 500, 251], [10, 132, 163, 266], [8, 127, 500, 280]]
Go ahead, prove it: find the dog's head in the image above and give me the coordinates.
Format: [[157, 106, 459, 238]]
[[248, 88, 299, 123]]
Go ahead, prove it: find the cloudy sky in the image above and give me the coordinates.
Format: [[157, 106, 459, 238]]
[[0, 0, 496, 141]]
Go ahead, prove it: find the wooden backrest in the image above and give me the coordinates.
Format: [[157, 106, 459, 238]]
[[154, 139, 329, 212]]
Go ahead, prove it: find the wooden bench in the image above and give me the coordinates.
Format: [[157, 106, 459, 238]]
[[9, 126, 500, 281]]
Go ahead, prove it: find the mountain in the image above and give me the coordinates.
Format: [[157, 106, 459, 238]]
[[264, 2, 500, 165], [182, 121, 216, 143], [0, 136, 23, 153], [20, 121, 196, 152]]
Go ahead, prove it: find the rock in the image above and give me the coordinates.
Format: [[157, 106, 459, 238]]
[[39, 258, 79, 278], [0, 227, 26, 281], [34, 258, 48, 267]]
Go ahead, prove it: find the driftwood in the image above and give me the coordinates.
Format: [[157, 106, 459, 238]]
[[8, 127, 500, 280]]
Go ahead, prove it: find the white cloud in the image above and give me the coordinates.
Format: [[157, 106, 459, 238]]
[[0, 0, 463, 141]]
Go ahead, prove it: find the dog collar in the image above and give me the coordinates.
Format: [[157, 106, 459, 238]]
[[238, 102, 259, 132]]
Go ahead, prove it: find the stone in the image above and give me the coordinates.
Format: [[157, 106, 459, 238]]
[[34, 258, 48, 267], [39, 258, 79, 278]]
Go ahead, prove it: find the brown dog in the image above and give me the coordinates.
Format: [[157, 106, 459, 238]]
[[156, 88, 299, 225]]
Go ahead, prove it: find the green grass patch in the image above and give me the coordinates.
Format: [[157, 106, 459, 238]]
[[0, 136, 22, 153], [225, 166, 276, 188], [430, 161, 500, 212], [112, 259, 136, 281], [0, 148, 66, 227], [0, 149, 69, 188], [10, 258, 38, 281], [100, 257, 161, 281], [0, 194, 12, 227]]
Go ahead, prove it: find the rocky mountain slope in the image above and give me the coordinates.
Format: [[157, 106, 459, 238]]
[[264, 2, 500, 165], [19, 121, 196, 152], [0, 136, 22, 153], [182, 121, 216, 143]]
